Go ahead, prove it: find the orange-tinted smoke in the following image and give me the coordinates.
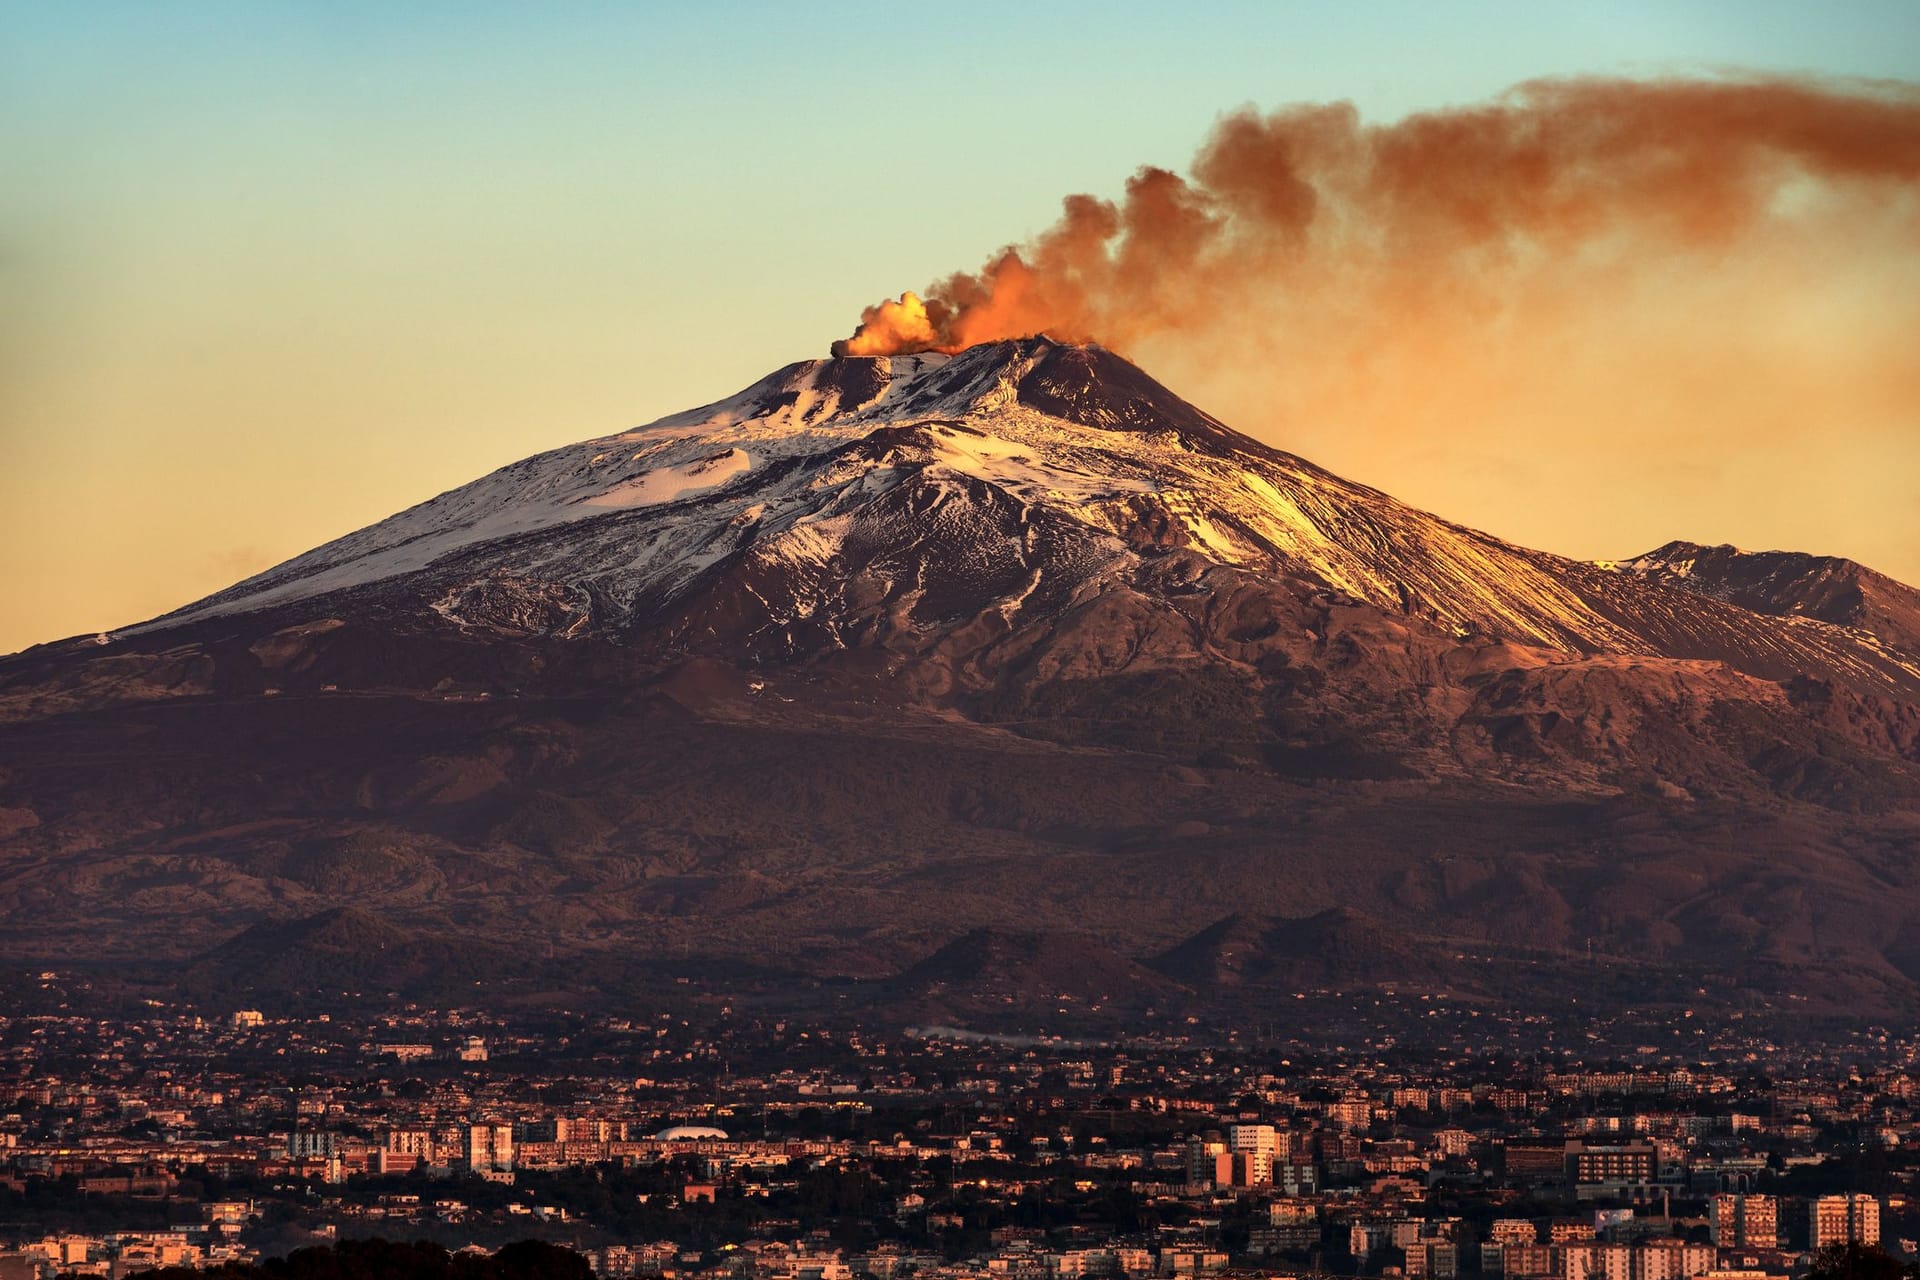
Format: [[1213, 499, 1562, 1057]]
[[833, 77, 1920, 358]]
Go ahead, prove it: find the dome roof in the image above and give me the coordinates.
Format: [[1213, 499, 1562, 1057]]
[[655, 1124, 729, 1140]]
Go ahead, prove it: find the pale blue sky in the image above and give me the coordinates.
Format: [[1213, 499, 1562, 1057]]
[[3, 2, 1917, 651]]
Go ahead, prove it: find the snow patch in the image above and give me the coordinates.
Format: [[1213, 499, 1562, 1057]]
[[758, 515, 852, 568], [582, 448, 751, 509], [929, 426, 1156, 502]]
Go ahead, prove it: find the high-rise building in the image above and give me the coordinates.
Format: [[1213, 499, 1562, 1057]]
[[1711, 1195, 1778, 1249], [464, 1122, 515, 1172], [514, 1116, 571, 1144], [1226, 1124, 1276, 1185], [386, 1128, 434, 1159], [283, 1131, 337, 1159], [1810, 1195, 1879, 1248], [1229, 1151, 1271, 1186], [1227, 1123, 1277, 1155], [1184, 1136, 1228, 1188], [1635, 1240, 1715, 1280], [1328, 1098, 1372, 1129], [1501, 1245, 1554, 1279], [1410, 1240, 1459, 1280]]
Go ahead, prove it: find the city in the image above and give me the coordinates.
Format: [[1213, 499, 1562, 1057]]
[[7, 9, 1919, 1280], [1, 991, 1915, 1280]]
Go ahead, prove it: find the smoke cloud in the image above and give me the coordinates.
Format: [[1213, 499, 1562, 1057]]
[[832, 76, 1920, 576], [836, 77, 1920, 358]]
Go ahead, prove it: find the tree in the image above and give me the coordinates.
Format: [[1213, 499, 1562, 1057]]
[[487, 1241, 593, 1280], [1803, 1243, 1919, 1280], [136, 1238, 599, 1280]]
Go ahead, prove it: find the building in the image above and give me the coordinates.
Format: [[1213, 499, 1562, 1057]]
[[464, 1123, 515, 1173], [1184, 1137, 1229, 1188], [284, 1132, 338, 1159], [1564, 1142, 1665, 1201], [1810, 1195, 1879, 1248], [1635, 1239, 1716, 1280], [1276, 1156, 1319, 1197], [1568, 1142, 1658, 1186], [1328, 1098, 1373, 1129], [1506, 1144, 1570, 1185], [1558, 1240, 1713, 1280], [1222, 1126, 1275, 1185], [1559, 1241, 1630, 1280], [387, 1128, 436, 1159], [1408, 1241, 1460, 1279], [1711, 1195, 1778, 1249], [515, 1117, 570, 1144], [1227, 1123, 1275, 1152], [1500, 1244, 1555, 1278]]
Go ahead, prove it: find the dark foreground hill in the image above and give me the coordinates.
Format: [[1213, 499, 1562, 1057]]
[[144, 1239, 591, 1280]]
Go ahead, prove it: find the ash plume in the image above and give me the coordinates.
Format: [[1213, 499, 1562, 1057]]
[[832, 76, 1920, 578], [835, 77, 1920, 359]]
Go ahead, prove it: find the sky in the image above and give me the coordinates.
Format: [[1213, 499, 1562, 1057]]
[[3, 2, 1918, 654]]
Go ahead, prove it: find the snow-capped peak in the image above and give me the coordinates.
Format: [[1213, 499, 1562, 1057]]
[[123, 340, 1920, 698]]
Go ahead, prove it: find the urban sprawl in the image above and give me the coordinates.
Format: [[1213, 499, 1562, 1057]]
[[1, 994, 1914, 1280]]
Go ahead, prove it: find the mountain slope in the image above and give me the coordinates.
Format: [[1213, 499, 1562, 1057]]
[[1620, 540, 1920, 659], [2, 338, 1918, 1023], [116, 339, 1919, 700], [1150, 908, 1456, 991]]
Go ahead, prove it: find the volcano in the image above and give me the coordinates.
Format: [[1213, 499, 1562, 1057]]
[[3, 338, 1919, 1020]]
